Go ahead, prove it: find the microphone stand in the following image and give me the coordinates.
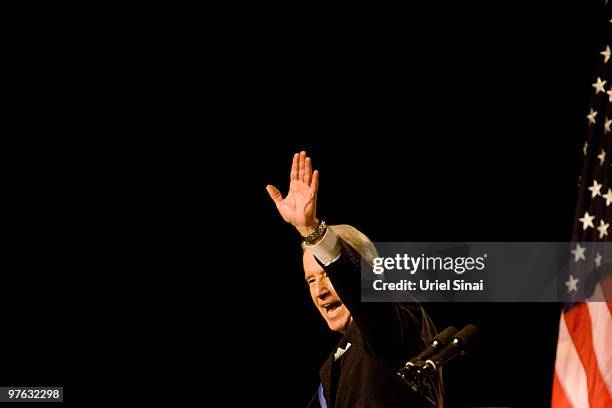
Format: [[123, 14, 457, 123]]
[[397, 362, 439, 408]]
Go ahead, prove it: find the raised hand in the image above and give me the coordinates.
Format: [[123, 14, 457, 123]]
[[266, 151, 320, 237]]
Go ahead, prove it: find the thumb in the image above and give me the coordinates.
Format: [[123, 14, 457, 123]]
[[266, 185, 283, 204]]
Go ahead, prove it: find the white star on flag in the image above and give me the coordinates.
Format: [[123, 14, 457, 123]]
[[597, 219, 609, 239], [602, 45, 611, 63], [578, 211, 595, 230], [588, 180, 602, 198], [607, 88, 612, 102], [571, 244, 586, 261], [594, 252, 603, 268], [602, 188, 612, 207], [597, 149, 606, 165], [605, 117, 612, 133], [592, 77, 607, 94], [587, 108, 598, 125], [565, 274, 579, 293], [583, 141, 588, 156]]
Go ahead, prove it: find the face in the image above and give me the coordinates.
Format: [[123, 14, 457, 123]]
[[303, 250, 352, 333]]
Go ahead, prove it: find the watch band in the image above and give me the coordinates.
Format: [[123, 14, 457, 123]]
[[303, 220, 327, 245]]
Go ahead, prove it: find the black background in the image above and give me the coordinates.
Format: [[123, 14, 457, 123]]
[[0, 1, 608, 406], [230, 1, 608, 407]]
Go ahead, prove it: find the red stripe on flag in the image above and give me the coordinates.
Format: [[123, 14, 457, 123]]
[[554, 311, 589, 407], [552, 371, 573, 408], [564, 303, 612, 407]]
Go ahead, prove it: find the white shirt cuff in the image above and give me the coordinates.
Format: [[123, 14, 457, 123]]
[[304, 226, 342, 266]]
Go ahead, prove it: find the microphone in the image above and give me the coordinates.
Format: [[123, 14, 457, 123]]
[[397, 324, 479, 408], [405, 326, 457, 368], [398, 325, 459, 394], [420, 324, 479, 375]]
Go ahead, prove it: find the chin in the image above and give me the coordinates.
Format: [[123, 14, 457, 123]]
[[326, 312, 350, 333], [329, 322, 348, 332]]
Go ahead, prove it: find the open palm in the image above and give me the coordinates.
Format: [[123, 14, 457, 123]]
[[266, 151, 320, 235]]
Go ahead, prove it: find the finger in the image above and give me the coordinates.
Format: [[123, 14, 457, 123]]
[[290, 153, 299, 181], [311, 170, 319, 201], [298, 151, 306, 181], [304, 157, 312, 186], [266, 185, 283, 204]]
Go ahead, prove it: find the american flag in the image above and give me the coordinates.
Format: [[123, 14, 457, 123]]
[[551, 5, 612, 407]]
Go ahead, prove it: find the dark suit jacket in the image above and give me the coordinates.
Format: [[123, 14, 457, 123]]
[[307, 239, 442, 408]]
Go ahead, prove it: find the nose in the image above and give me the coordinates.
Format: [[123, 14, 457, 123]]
[[315, 279, 330, 299]]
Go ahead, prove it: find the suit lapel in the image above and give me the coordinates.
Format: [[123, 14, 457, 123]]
[[319, 327, 355, 407], [319, 352, 333, 406]]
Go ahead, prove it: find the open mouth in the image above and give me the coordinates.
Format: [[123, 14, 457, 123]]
[[322, 301, 342, 317]]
